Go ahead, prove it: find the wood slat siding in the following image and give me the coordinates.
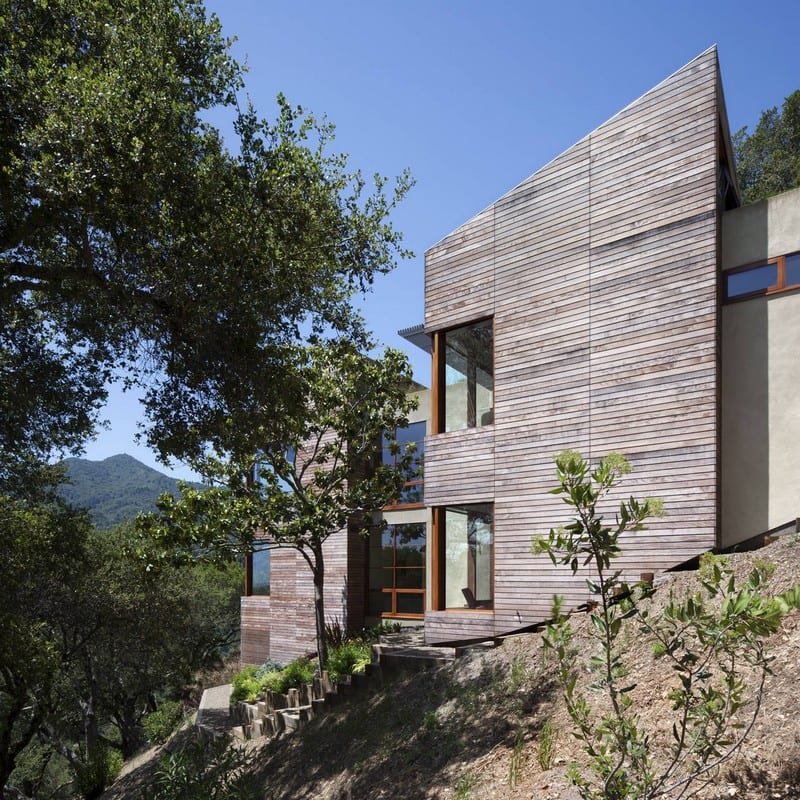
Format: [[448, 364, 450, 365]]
[[423, 48, 722, 644], [241, 597, 270, 665]]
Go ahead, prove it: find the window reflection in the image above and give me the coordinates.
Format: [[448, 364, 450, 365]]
[[382, 420, 425, 505], [444, 320, 493, 431], [443, 504, 493, 609], [368, 522, 426, 617]]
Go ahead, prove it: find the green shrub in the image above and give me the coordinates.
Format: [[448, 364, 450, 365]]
[[327, 641, 371, 680], [74, 744, 124, 797], [230, 665, 262, 703], [143, 700, 185, 745], [265, 657, 315, 694]]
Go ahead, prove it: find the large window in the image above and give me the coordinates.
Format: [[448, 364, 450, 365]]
[[725, 251, 800, 300], [436, 319, 494, 432], [246, 543, 271, 596], [440, 504, 493, 610], [368, 522, 426, 617], [382, 420, 425, 507]]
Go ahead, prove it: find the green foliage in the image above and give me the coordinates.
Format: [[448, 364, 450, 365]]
[[143, 701, 186, 746], [74, 743, 124, 798], [141, 341, 419, 670], [60, 454, 203, 529], [734, 91, 800, 203], [326, 641, 372, 681], [231, 658, 316, 702], [537, 718, 558, 771], [537, 450, 800, 800], [230, 666, 262, 704], [453, 771, 478, 800], [508, 726, 525, 788], [698, 551, 730, 584], [147, 736, 259, 800]]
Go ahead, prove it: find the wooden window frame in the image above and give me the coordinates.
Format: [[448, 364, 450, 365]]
[[724, 251, 800, 303], [432, 504, 494, 612], [431, 317, 494, 435], [375, 523, 426, 620]]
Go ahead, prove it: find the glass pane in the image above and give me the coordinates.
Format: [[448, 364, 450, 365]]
[[444, 504, 493, 609], [397, 594, 424, 614], [395, 568, 424, 589], [444, 320, 494, 431], [380, 528, 394, 567], [398, 481, 423, 504], [726, 263, 777, 298], [381, 592, 393, 613], [251, 547, 270, 595], [786, 253, 800, 287], [394, 523, 426, 566]]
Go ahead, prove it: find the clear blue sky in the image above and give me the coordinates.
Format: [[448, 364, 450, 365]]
[[83, 0, 800, 478]]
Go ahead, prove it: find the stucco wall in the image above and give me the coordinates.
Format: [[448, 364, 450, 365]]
[[721, 187, 800, 546]]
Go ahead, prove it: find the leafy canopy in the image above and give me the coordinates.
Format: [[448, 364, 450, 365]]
[[1, 0, 412, 473], [733, 90, 800, 204]]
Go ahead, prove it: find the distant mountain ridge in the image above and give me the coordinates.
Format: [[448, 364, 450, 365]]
[[60, 454, 201, 529]]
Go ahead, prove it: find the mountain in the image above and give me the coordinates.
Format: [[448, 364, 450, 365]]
[[60, 454, 201, 529]]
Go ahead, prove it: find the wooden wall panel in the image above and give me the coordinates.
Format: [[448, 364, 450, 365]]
[[240, 597, 270, 665], [423, 47, 723, 643]]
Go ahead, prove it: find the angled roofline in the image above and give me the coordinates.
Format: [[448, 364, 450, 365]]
[[426, 45, 726, 254]]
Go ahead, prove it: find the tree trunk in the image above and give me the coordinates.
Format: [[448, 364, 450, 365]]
[[312, 543, 328, 670]]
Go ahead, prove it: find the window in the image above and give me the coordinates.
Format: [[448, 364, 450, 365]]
[[725, 252, 800, 300], [382, 420, 425, 507], [368, 523, 426, 617], [434, 319, 494, 432], [439, 504, 493, 610], [246, 542, 271, 596]]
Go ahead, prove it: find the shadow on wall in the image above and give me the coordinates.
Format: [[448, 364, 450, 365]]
[[721, 199, 769, 547]]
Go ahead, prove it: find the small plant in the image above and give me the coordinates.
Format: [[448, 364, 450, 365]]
[[453, 771, 477, 800], [324, 617, 347, 648], [422, 709, 439, 732], [508, 726, 525, 787], [261, 657, 315, 695], [752, 556, 777, 579], [74, 744, 124, 798], [230, 665, 262, 703], [147, 736, 259, 800], [534, 450, 800, 800], [698, 551, 730, 583], [508, 655, 527, 692], [537, 718, 557, 771], [326, 641, 371, 681], [143, 700, 185, 745]]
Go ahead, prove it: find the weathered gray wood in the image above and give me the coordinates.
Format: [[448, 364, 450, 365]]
[[423, 48, 722, 642]]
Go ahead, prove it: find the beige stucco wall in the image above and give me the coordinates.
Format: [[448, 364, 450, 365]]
[[721, 187, 800, 546]]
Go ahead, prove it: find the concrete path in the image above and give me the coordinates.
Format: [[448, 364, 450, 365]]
[[196, 683, 234, 738]]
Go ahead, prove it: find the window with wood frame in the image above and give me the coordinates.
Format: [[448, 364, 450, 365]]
[[433, 319, 494, 433], [436, 504, 493, 610], [382, 420, 425, 508], [245, 542, 271, 596], [724, 251, 800, 301], [368, 522, 425, 617]]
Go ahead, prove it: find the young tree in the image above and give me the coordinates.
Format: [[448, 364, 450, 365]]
[[734, 90, 800, 204], [142, 341, 418, 669], [534, 451, 800, 800]]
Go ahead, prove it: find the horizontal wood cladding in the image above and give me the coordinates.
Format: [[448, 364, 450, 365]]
[[423, 49, 722, 644], [423, 427, 494, 506], [241, 597, 270, 665]]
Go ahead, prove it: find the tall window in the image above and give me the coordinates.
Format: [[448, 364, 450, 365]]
[[246, 543, 271, 596], [368, 522, 426, 617], [436, 319, 494, 432], [440, 504, 493, 609], [382, 420, 425, 506]]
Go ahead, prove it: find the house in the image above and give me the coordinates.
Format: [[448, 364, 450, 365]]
[[241, 389, 430, 665], [241, 45, 800, 661]]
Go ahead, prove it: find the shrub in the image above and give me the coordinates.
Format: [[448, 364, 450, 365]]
[[534, 450, 800, 800], [327, 641, 371, 680], [74, 744, 124, 797], [230, 665, 262, 703], [143, 700, 185, 745]]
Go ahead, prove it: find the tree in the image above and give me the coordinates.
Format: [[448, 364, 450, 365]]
[[141, 341, 418, 669], [1, 0, 411, 474], [534, 451, 800, 800], [733, 91, 800, 204]]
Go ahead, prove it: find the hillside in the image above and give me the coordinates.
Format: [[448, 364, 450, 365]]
[[107, 536, 800, 800], [60, 454, 200, 529]]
